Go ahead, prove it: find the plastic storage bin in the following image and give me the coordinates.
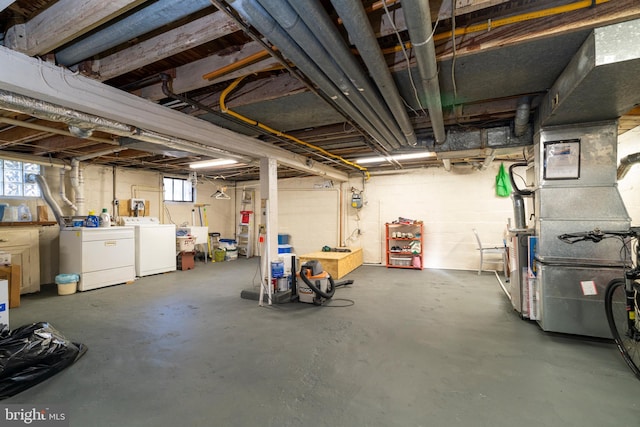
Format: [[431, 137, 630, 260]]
[[176, 236, 196, 252], [390, 256, 411, 267], [278, 234, 290, 245], [219, 239, 237, 250], [278, 244, 292, 254], [225, 248, 238, 261]]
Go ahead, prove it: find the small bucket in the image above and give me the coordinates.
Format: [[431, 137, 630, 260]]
[[214, 248, 226, 263], [55, 273, 79, 296]]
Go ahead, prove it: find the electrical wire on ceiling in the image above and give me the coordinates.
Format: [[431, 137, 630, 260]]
[[380, 0, 434, 118], [450, 0, 458, 96], [379, 0, 613, 56], [219, 75, 370, 179]]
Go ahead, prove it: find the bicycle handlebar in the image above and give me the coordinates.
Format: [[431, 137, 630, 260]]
[[557, 227, 640, 244]]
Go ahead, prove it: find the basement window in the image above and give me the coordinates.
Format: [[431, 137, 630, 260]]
[[0, 160, 41, 197], [163, 177, 193, 202]]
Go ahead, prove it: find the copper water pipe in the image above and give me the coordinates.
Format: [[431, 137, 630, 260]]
[[202, 48, 277, 81]]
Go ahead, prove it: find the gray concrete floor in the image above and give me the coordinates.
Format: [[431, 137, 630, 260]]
[[4, 258, 640, 426]]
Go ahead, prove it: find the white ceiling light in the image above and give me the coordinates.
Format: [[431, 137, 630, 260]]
[[356, 151, 435, 164], [189, 159, 238, 169]]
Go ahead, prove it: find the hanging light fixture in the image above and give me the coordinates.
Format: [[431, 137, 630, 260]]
[[190, 159, 238, 169]]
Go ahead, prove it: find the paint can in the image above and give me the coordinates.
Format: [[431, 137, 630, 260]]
[[277, 277, 289, 292]]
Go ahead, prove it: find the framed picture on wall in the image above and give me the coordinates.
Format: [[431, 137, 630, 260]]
[[543, 139, 580, 180]]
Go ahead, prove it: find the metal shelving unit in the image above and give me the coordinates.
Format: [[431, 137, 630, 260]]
[[385, 222, 424, 270], [237, 190, 254, 258]]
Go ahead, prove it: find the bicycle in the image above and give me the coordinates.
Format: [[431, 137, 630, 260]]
[[558, 227, 640, 380]]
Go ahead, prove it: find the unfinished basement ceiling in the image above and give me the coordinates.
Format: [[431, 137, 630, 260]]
[[1, 0, 640, 182]]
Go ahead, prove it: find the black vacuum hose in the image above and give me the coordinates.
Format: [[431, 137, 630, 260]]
[[509, 162, 533, 196], [299, 266, 336, 300]]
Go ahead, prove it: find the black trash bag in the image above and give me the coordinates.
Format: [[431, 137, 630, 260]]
[[0, 322, 87, 400]]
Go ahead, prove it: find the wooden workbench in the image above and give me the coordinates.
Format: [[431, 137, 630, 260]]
[[298, 247, 363, 279]]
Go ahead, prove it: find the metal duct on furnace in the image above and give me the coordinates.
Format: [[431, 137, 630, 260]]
[[617, 152, 640, 180], [33, 174, 65, 227], [533, 121, 631, 338]]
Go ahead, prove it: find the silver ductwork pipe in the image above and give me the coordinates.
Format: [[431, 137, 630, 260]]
[[227, 0, 397, 152], [0, 89, 248, 162], [511, 193, 527, 229], [34, 174, 65, 227], [0, 89, 132, 135], [56, 0, 212, 66], [617, 152, 640, 180], [259, 0, 408, 149], [514, 96, 531, 137], [401, 0, 446, 144], [131, 129, 247, 161], [479, 149, 496, 171], [330, 0, 417, 146], [74, 147, 128, 162]]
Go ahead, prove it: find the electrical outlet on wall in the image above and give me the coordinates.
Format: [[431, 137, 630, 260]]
[[130, 198, 145, 210]]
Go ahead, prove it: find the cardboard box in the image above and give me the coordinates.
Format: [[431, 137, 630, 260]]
[[0, 279, 8, 328], [0, 265, 21, 308], [37, 205, 49, 221]]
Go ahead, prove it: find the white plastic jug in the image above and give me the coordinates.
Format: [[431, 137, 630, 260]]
[[18, 204, 32, 221], [3, 206, 18, 222]]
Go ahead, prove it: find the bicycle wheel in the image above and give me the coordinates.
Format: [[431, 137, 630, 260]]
[[604, 278, 640, 380]]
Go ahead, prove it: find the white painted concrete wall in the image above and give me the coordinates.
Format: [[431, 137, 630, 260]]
[[246, 167, 513, 271], [343, 166, 514, 270], [4, 126, 640, 284]]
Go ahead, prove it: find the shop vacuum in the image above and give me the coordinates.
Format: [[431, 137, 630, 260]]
[[293, 259, 353, 306]]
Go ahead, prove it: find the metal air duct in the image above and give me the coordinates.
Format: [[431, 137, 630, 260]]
[[0, 89, 247, 162], [514, 96, 531, 137], [34, 174, 65, 227], [401, 0, 446, 143], [0, 89, 132, 135], [617, 152, 640, 180]]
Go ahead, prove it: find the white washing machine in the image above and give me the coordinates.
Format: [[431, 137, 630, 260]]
[[120, 217, 177, 277]]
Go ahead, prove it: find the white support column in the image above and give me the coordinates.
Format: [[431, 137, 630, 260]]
[[0, 1, 14, 13], [259, 157, 278, 305], [260, 158, 279, 260]]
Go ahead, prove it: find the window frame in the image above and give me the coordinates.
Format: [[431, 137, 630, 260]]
[[163, 176, 194, 202], [0, 159, 41, 198]]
